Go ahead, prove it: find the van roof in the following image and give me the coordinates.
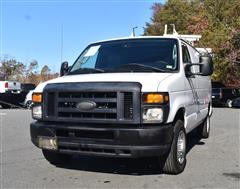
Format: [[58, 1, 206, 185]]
[[92, 36, 180, 44]]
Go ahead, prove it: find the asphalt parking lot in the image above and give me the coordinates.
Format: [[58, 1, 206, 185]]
[[0, 108, 239, 188]]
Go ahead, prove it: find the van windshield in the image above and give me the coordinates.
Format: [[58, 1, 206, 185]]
[[69, 39, 179, 74]]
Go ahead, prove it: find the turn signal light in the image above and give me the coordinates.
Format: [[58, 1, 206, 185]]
[[32, 93, 42, 103], [143, 93, 169, 104]]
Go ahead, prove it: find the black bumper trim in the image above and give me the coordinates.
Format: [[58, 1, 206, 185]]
[[30, 121, 173, 158]]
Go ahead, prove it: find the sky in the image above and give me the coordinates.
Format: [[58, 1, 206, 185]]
[[0, 0, 165, 73]]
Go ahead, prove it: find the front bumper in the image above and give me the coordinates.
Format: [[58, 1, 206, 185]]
[[30, 121, 173, 158]]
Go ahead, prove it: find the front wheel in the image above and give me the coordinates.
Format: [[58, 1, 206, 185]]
[[42, 150, 72, 165], [159, 120, 187, 174], [197, 115, 210, 139], [26, 100, 33, 109], [202, 115, 210, 139]]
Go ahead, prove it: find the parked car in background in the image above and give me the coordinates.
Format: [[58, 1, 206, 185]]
[[0, 81, 22, 108], [227, 96, 240, 108], [0, 82, 35, 109], [21, 84, 35, 109], [212, 81, 240, 107], [0, 81, 21, 93], [22, 90, 34, 109], [21, 83, 36, 93]]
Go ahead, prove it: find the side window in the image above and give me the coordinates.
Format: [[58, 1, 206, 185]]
[[188, 45, 200, 63], [182, 44, 191, 63]]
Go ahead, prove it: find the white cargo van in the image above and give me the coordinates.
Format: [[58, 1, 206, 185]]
[[30, 36, 213, 174]]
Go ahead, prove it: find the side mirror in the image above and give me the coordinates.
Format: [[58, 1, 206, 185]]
[[60, 61, 69, 77], [184, 56, 213, 77], [199, 56, 213, 76], [184, 63, 192, 76]]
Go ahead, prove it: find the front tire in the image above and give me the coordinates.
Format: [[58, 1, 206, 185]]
[[42, 150, 72, 165], [197, 115, 210, 139], [202, 115, 210, 139], [160, 120, 187, 174]]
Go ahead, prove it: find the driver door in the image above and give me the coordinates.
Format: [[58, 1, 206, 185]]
[[182, 42, 199, 132]]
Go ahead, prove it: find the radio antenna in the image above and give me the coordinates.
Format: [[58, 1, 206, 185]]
[[60, 24, 63, 63]]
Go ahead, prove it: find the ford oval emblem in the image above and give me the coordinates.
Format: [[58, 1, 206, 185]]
[[76, 101, 96, 111]]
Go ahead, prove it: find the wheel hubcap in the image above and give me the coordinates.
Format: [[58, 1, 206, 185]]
[[228, 101, 232, 108], [26, 101, 33, 109], [177, 130, 186, 164]]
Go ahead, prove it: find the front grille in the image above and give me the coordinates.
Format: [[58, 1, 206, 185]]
[[47, 92, 55, 116], [58, 92, 117, 99], [57, 92, 118, 120], [124, 92, 133, 119], [42, 82, 141, 124]]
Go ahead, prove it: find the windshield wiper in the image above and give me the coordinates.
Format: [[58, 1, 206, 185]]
[[68, 67, 105, 75], [117, 63, 165, 72]]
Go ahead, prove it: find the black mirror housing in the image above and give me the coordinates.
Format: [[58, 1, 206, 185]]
[[200, 56, 213, 76], [60, 61, 69, 77], [184, 63, 192, 76], [185, 56, 213, 77]]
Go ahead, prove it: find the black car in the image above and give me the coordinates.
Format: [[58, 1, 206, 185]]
[[21, 83, 36, 93], [231, 97, 240, 108], [212, 81, 240, 107]]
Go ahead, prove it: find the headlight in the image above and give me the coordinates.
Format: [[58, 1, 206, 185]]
[[143, 108, 163, 122], [32, 105, 42, 120], [142, 92, 169, 123]]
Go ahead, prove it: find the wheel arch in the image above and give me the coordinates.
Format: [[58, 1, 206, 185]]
[[209, 102, 213, 117], [173, 108, 185, 123]]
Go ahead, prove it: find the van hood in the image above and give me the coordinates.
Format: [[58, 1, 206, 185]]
[[34, 73, 173, 92]]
